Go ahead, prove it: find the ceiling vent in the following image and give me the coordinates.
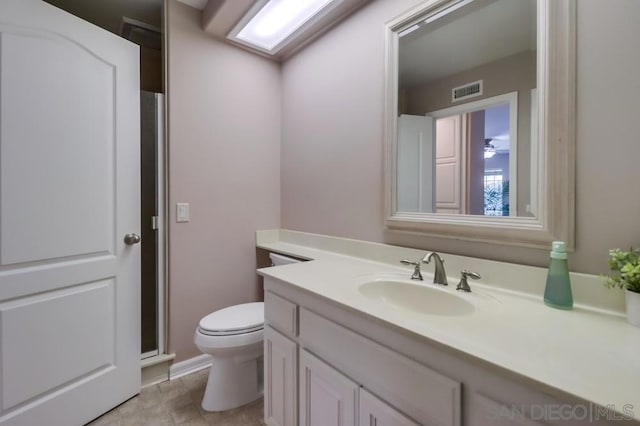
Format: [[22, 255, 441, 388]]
[[452, 80, 483, 102], [120, 17, 161, 50]]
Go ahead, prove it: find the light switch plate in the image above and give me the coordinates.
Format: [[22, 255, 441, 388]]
[[176, 203, 190, 223]]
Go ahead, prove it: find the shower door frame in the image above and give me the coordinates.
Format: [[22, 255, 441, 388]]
[[141, 92, 168, 361]]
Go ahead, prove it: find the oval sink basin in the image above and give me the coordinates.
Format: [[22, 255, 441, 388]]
[[358, 280, 475, 316]]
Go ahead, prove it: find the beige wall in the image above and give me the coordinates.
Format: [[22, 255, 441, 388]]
[[282, 1, 408, 243], [167, 0, 281, 362], [281, 0, 640, 274]]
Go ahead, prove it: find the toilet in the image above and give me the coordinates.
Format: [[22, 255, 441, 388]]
[[194, 252, 301, 412]]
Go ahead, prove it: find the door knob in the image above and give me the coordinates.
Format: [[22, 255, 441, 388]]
[[124, 233, 141, 245]]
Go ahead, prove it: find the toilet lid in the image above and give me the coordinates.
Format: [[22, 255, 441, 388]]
[[198, 302, 264, 336]]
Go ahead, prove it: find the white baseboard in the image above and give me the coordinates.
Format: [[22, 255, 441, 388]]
[[169, 354, 212, 380]]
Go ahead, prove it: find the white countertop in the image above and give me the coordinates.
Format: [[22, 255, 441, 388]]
[[256, 230, 640, 420]]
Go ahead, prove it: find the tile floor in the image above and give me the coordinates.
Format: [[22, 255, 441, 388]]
[[87, 368, 265, 426]]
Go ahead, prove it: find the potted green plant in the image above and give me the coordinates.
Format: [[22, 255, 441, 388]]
[[603, 248, 640, 327]]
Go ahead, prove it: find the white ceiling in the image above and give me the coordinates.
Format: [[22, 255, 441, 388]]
[[399, 0, 536, 87], [45, 0, 163, 35]]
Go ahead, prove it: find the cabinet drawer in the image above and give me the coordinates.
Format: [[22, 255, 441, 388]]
[[265, 291, 298, 337], [300, 308, 461, 426]]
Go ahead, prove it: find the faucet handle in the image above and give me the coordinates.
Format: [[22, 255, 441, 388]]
[[400, 260, 423, 281], [462, 270, 481, 280], [457, 270, 481, 292]]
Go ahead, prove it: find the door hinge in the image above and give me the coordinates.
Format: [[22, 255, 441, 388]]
[[151, 216, 159, 230]]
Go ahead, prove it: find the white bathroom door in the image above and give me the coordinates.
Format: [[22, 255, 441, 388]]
[[0, 1, 141, 425], [397, 115, 434, 213]]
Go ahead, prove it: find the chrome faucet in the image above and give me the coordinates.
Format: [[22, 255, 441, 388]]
[[400, 260, 423, 280], [422, 252, 448, 285]]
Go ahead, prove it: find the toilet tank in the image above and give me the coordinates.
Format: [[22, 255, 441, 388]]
[[269, 252, 303, 266]]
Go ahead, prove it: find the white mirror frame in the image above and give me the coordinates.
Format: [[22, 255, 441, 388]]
[[384, 0, 575, 249]]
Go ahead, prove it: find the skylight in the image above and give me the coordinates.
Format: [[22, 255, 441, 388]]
[[232, 0, 340, 53]]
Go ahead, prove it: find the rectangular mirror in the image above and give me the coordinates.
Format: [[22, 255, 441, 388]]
[[398, 0, 535, 218], [385, 0, 575, 249]]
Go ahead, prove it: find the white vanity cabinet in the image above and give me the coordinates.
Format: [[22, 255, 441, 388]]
[[298, 307, 461, 426], [263, 280, 461, 426], [263, 277, 629, 426]]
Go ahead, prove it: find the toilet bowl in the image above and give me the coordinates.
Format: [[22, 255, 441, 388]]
[[194, 302, 264, 412], [195, 252, 301, 412]]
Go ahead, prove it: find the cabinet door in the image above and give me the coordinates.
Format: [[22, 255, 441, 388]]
[[264, 325, 297, 426], [300, 349, 359, 426], [360, 388, 420, 426]]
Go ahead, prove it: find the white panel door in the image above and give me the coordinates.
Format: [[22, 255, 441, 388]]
[[359, 389, 420, 426], [397, 115, 434, 213], [435, 115, 463, 214], [0, 1, 140, 425], [300, 350, 358, 426]]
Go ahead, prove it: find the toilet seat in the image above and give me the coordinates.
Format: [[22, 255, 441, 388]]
[[195, 326, 263, 351], [197, 302, 264, 337], [198, 324, 263, 336]]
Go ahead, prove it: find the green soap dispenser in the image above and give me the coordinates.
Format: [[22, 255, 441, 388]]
[[543, 241, 573, 310]]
